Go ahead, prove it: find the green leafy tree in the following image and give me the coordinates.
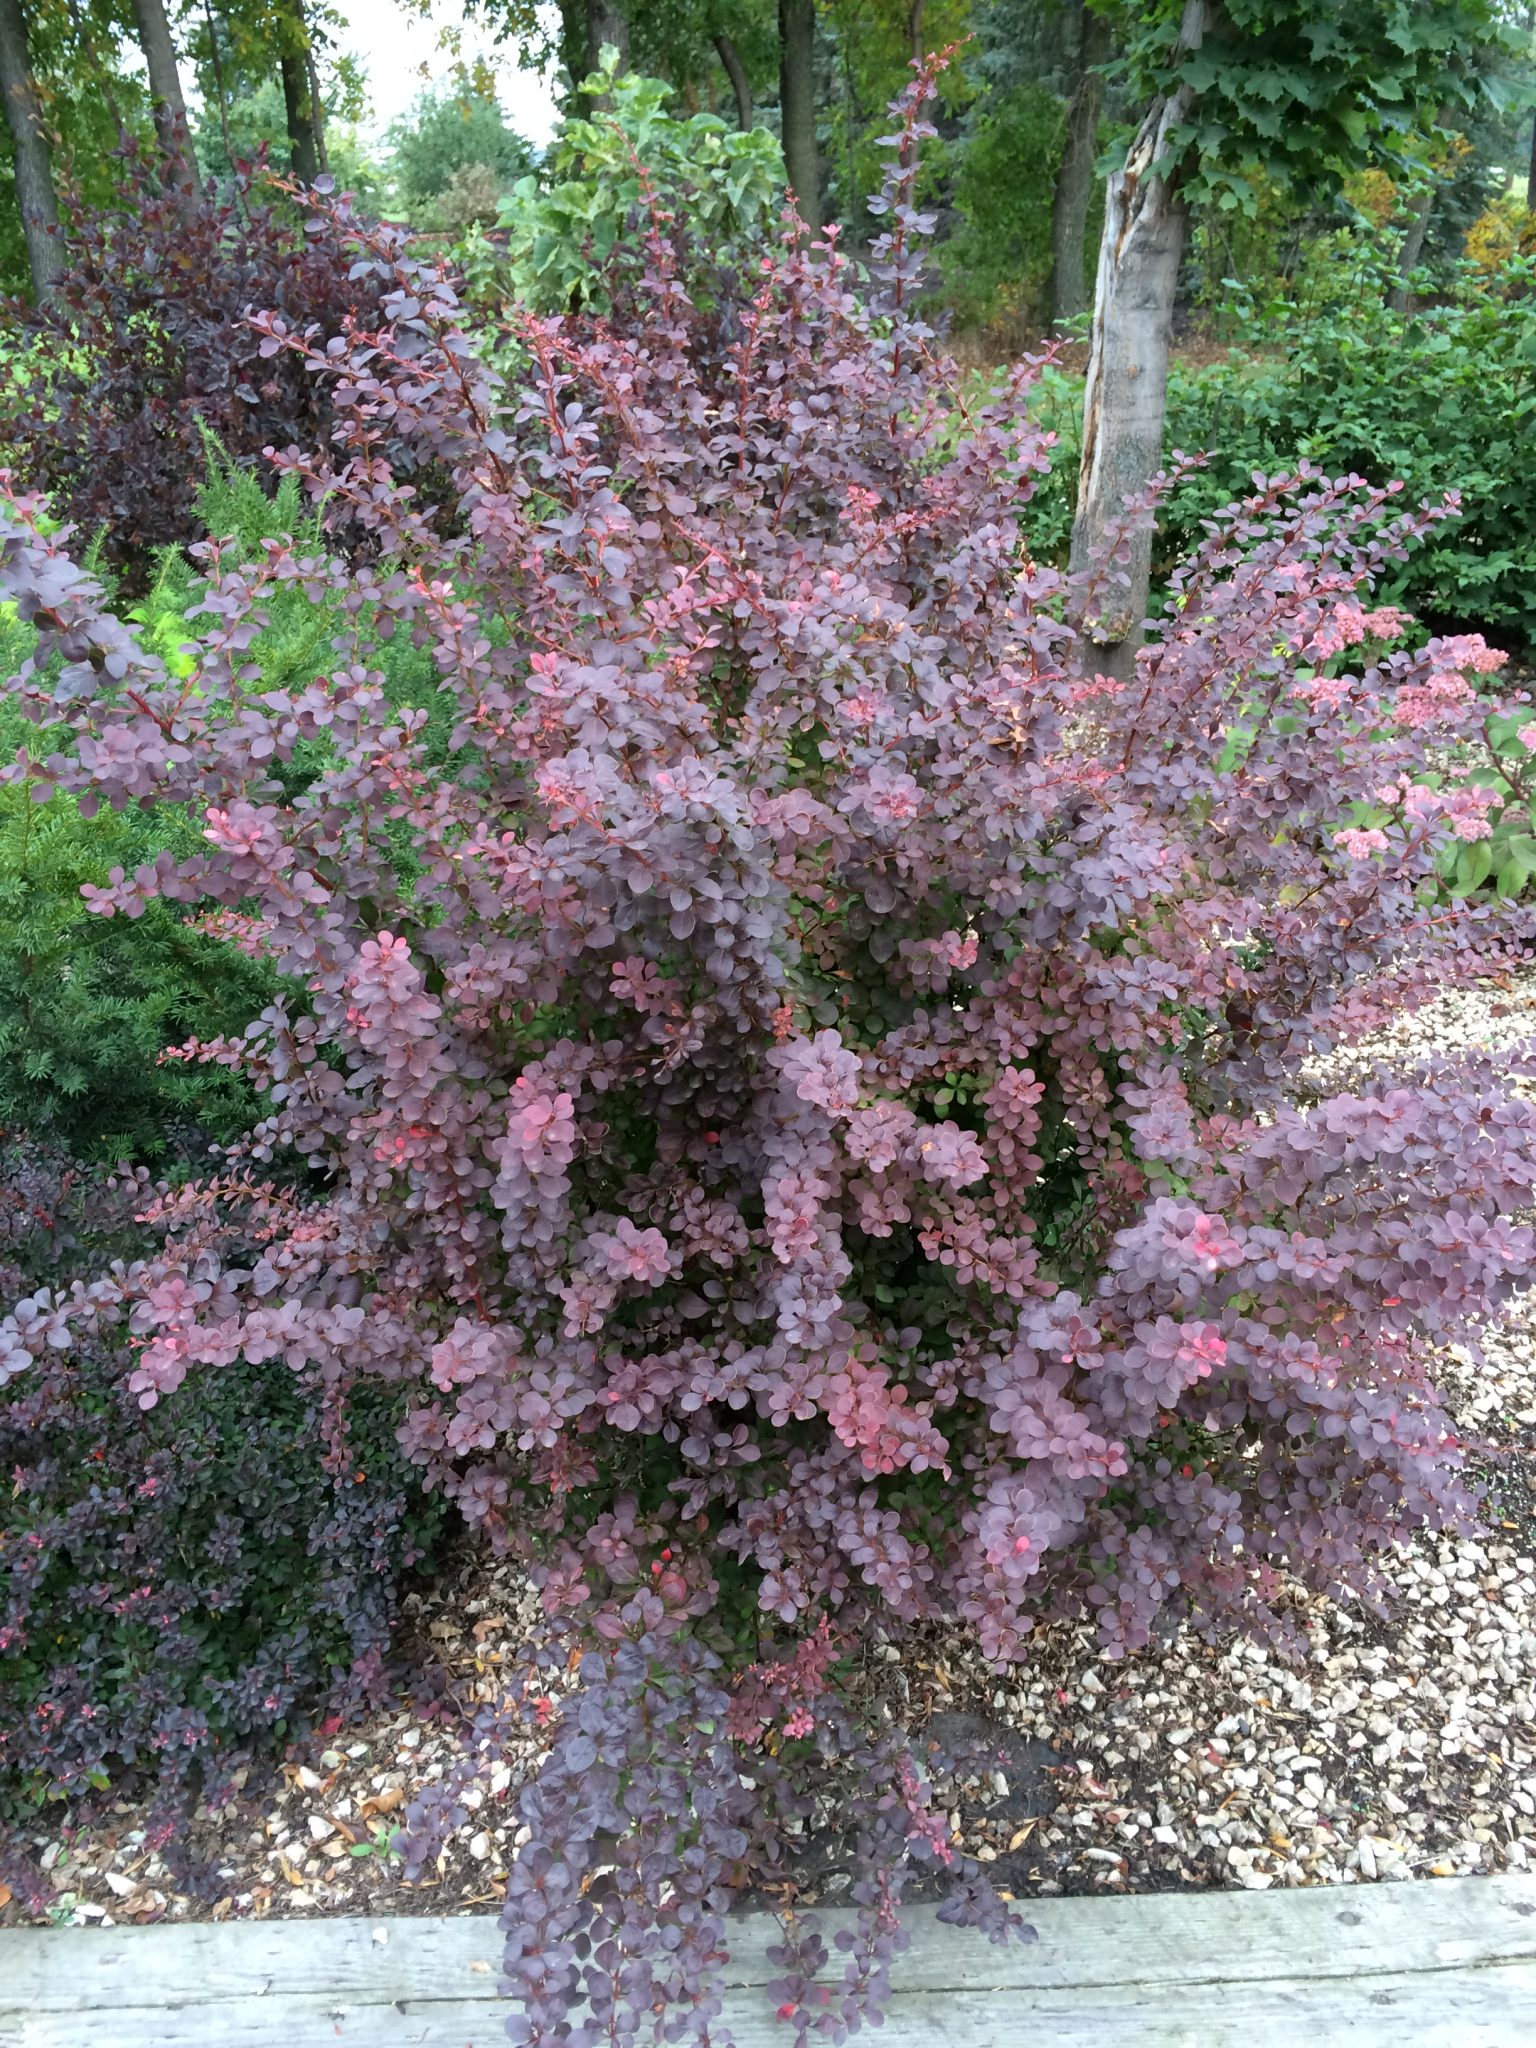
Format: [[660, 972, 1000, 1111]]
[[0, 0, 152, 297], [188, 0, 366, 185], [820, 0, 975, 236], [385, 81, 534, 218], [191, 71, 381, 197], [939, 79, 1062, 339], [487, 49, 784, 312]]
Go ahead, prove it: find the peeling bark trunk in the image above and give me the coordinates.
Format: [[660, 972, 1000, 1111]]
[[130, 0, 198, 184], [714, 31, 751, 129], [1048, 0, 1111, 332], [1069, 0, 1208, 662], [0, 0, 62, 300], [779, 0, 820, 236]]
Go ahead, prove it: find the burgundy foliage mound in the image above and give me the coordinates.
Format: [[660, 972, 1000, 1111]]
[[0, 1142, 437, 1824], [1, 69, 1533, 2042], [0, 144, 377, 587]]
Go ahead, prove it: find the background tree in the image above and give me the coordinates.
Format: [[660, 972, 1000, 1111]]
[[715, 13, 754, 124], [186, 0, 370, 190], [277, 0, 325, 179], [1048, 0, 1113, 328], [626, 0, 778, 122], [584, 0, 629, 70], [778, 0, 819, 230], [1070, 0, 1510, 666], [385, 79, 532, 223], [0, 0, 64, 295], [129, 0, 197, 181]]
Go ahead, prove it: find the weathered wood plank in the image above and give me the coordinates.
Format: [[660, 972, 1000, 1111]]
[[6, 1966, 1536, 2048], [5, 1874, 1536, 2018]]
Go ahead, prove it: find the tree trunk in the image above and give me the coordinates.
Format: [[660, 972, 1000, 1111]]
[[585, 0, 629, 69], [1388, 107, 1452, 315], [0, 0, 62, 299], [1527, 109, 1535, 214], [1387, 184, 1435, 313], [779, 0, 819, 235], [907, 0, 925, 63], [1048, 0, 1111, 331], [280, 49, 319, 182], [1069, 0, 1208, 663], [714, 31, 752, 129], [305, 45, 329, 173], [277, 0, 325, 184], [130, 0, 197, 183]]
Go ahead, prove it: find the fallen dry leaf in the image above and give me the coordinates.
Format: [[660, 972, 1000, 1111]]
[[0, 1883, 12, 1908], [360, 1786, 405, 1820], [1007, 1821, 1038, 1853]]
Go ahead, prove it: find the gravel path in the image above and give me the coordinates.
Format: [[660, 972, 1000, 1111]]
[[8, 977, 1536, 1928]]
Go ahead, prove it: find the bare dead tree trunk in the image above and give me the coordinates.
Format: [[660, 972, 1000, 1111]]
[[1048, 0, 1111, 331], [1527, 109, 1535, 214], [908, 0, 925, 63], [779, 0, 819, 235], [130, 0, 198, 183], [1069, 0, 1209, 665], [0, 0, 62, 299], [714, 31, 752, 129]]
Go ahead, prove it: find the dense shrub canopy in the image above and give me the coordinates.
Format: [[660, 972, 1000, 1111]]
[[0, 1145, 440, 1809], [481, 55, 785, 316], [2, 74, 1534, 2036], [2, 107, 1529, 1656], [0, 145, 377, 588]]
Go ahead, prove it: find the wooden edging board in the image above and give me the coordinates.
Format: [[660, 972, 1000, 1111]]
[[2, 1871, 1535, 2046]]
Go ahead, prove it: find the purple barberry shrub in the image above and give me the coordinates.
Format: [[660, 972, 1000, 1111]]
[[2, 56, 1533, 2043]]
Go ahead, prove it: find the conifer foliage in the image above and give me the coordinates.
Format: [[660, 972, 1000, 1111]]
[[2, 64, 1534, 2039]]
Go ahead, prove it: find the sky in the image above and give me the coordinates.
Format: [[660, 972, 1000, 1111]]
[[334, 1, 563, 147]]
